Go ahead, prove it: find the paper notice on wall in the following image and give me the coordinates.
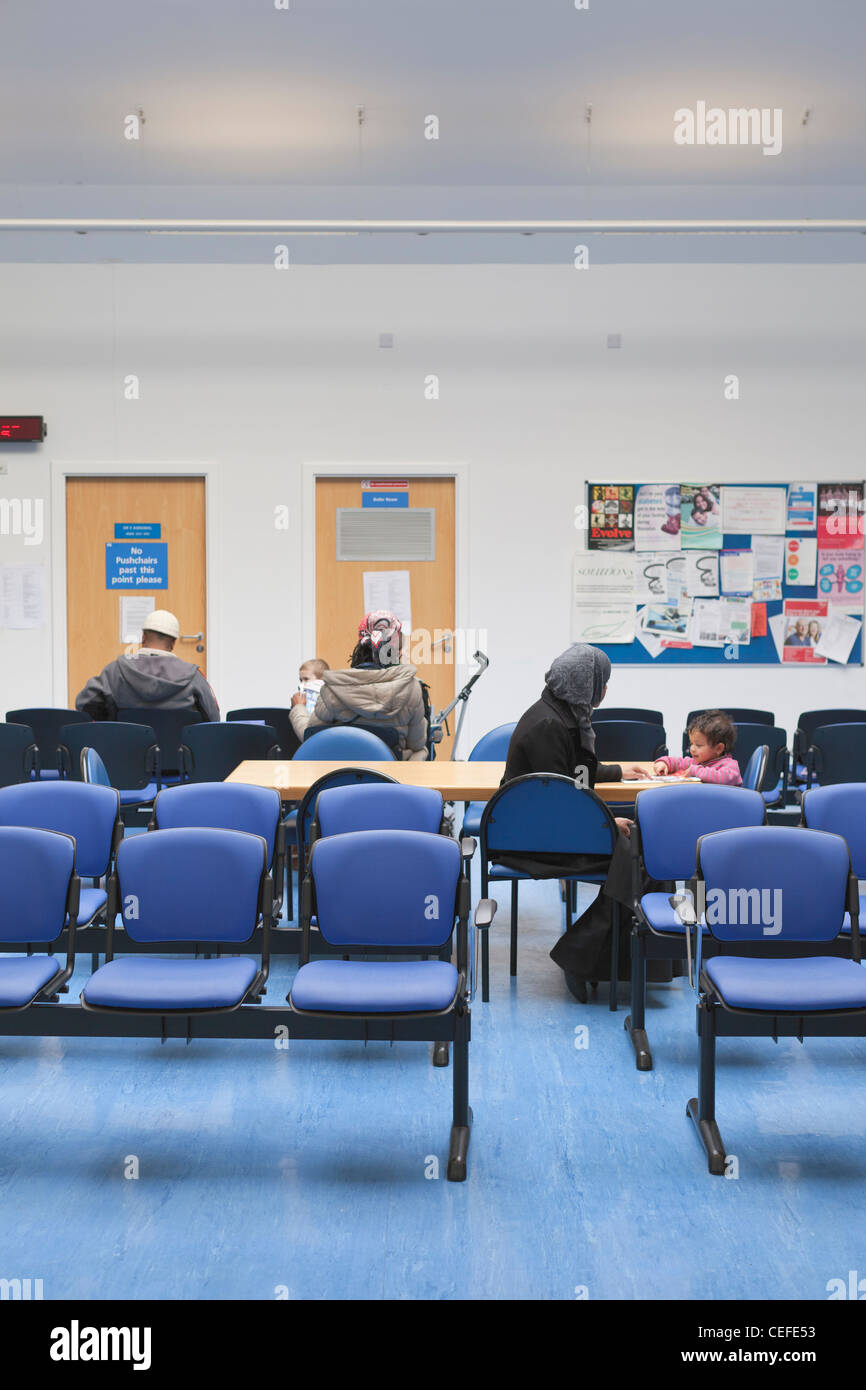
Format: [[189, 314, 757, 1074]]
[[572, 552, 635, 643], [751, 535, 784, 601], [721, 486, 786, 534], [639, 597, 693, 648], [817, 549, 864, 613], [119, 594, 156, 644], [634, 610, 664, 659], [690, 598, 751, 648], [362, 570, 412, 631], [684, 551, 719, 599], [787, 483, 817, 531], [785, 536, 817, 586], [782, 599, 828, 663], [768, 612, 787, 662], [633, 483, 682, 551], [0, 563, 46, 629], [680, 485, 723, 549], [587, 484, 635, 550], [814, 613, 861, 664], [720, 549, 754, 597], [635, 552, 686, 605], [817, 482, 865, 550]]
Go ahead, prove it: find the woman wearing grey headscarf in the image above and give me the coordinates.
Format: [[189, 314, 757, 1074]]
[[497, 643, 661, 1002]]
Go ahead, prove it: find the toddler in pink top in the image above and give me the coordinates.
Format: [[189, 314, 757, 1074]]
[[654, 709, 742, 786]]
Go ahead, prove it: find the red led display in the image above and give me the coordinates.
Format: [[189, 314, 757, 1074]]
[[0, 416, 45, 442]]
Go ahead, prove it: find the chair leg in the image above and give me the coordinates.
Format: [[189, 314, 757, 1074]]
[[285, 855, 294, 922], [608, 899, 620, 1011], [687, 999, 726, 1175], [509, 882, 519, 977], [624, 928, 652, 1070], [447, 1012, 471, 1181]]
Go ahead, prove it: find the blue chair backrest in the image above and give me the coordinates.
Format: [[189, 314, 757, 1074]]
[[115, 826, 267, 943], [742, 744, 769, 792], [309, 829, 461, 948], [6, 708, 90, 770], [635, 784, 765, 881], [797, 708, 866, 746], [468, 723, 518, 761], [0, 781, 119, 879], [593, 719, 667, 763], [294, 726, 395, 761], [0, 825, 75, 943], [152, 782, 281, 863], [0, 723, 37, 786], [730, 723, 788, 781], [697, 826, 849, 943], [181, 722, 279, 782], [683, 707, 774, 755], [228, 707, 298, 757], [481, 775, 617, 857], [118, 707, 203, 771], [295, 768, 398, 866], [315, 783, 443, 837], [808, 723, 866, 786], [60, 721, 157, 787], [592, 707, 664, 725], [802, 785, 866, 879], [82, 747, 112, 788]]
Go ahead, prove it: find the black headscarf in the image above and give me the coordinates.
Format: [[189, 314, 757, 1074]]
[[544, 644, 611, 753]]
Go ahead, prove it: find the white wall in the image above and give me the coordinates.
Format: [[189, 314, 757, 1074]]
[[1, 260, 864, 750]]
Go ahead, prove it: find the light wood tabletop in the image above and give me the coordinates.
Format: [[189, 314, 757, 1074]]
[[225, 758, 673, 805]]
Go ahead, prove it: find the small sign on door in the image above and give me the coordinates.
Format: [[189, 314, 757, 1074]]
[[105, 542, 168, 589]]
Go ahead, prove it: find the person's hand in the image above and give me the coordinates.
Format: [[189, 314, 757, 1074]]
[[615, 817, 633, 838], [620, 762, 649, 781], [653, 760, 669, 775], [291, 691, 306, 707]]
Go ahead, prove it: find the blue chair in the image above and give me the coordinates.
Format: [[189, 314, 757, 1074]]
[[460, 722, 517, 839], [0, 781, 121, 928], [479, 774, 620, 1006], [793, 708, 866, 782], [180, 722, 280, 783], [592, 707, 665, 725], [686, 826, 864, 1174], [303, 722, 401, 753], [593, 720, 668, 764], [59, 722, 160, 809], [0, 724, 37, 787], [292, 768, 398, 893], [682, 707, 774, 755], [118, 707, 203, 777], [229, 707, 299, 759], [151, 782, 285, 916], [294, 727, 395, 761], [0, 826, 79, 1010], [289, 828, 494, 1180], [312, 783, 444, 841], [82, 827, 273, 1014], [802, 785, 866, 938], [6, 708, 90, 780], [805, 723, 866, 789], [627, 783, 766, 1070], [731, 724, 789, 806], [741, 744, 769, 793]]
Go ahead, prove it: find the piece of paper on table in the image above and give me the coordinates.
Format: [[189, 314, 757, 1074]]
[[721, 485, 787, 534], [785, 537, 817, 586], [684, 551, 719, 598], [720, 548, 754, 597], [814, 613, 862, 664], [572, 552, 635, 643], [0, 564, 46, 629], [119, 594, 156, 643], [362, 570, 412, 631]]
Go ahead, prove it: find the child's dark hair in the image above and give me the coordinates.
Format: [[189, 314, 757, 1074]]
[[688, 709, 736, 754]]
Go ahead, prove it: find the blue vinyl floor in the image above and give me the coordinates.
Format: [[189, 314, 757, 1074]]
[[1, 871, 864, 1301]]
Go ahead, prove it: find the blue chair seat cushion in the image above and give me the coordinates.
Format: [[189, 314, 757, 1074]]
[[487, 861, 607, 884], [74, 887, 108, 927], [705, 955, 866, 1012], [118, 783, 159, 806], [640, 892, 708, 935], [83, 956, 258, 1010], [291, 959, 459, 1013], [462, 802, 484, 837], [0, 955, 63, 1008]]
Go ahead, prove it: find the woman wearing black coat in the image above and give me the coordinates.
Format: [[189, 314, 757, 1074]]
[[496, 643, 658, 1002]]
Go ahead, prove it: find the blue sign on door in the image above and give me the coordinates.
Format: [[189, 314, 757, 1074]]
[[114, 523, 161, 539], [105, 542, 168, 590], [362, 492, 409, 509]]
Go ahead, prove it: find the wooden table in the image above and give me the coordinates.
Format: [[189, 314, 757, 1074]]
[[226, 758, 668, 805]]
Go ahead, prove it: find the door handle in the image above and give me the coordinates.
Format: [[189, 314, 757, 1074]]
[[179, 632, 204, 642]]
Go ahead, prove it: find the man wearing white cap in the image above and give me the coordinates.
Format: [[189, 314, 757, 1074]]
[[74, 610, 220, 722]]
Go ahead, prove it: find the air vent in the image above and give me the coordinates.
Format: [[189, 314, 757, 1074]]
[[336, 508, 436, 561]]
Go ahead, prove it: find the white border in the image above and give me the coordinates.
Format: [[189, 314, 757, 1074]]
[[300, 462, 469, 706], [49, 460, 221, 704]]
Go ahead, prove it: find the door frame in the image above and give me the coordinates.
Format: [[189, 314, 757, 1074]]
[[301, 462, 469, 708], [49, 460, 222, 707]]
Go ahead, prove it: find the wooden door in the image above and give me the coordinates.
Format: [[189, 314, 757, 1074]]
[[66, 477, 207, 705], [315, 477, 456, 757]]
